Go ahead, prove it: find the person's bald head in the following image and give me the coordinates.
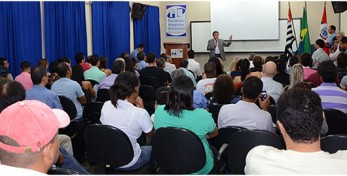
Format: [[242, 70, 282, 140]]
[[262, 61, 277, 78]]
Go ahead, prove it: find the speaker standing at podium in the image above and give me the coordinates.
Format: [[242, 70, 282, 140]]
[[207, 31, 232, 61]]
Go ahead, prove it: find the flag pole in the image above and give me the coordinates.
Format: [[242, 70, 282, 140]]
[[289, 2, 299, 55]]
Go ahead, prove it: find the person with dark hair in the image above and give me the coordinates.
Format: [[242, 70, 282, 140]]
[[139, 52, 168, 89], [233, 59, 262, 93], [245, 88, 347, 174], [131, 43, 145, 62], [250, 55, 263, 72], [100, 71, 153, 170], [154, 75, 218, 174], [261, 61, 284, 103], [0, 58, 13, 80], [26, 66, 63, 109], [264, 56, 276, 63], [38, 58, 49, 70], [99, 56, 112, 76], [312, 39, 329, 69], [0, 79, 25, 113], [273, 54, 290, 86], [0, 66, 11, 80], [83, 54, 106, 83], [336, 52, 347, 80], [52, 62, 86, 121], [187, 49, 202, 79], [218, 76, 274, 132], [124, 57, 140, 77], [207, 31, 232, 61], [285, 55, 300, 74], [99, 59, 125, 89], [327, 25, 337, 47], [196, 62, 216, 95], [15, 61, 33, 90], [208, 57, 225, 76], [300, 53, 317, 81], [211, 74, 239, 105], [313, 60, 347, 113], [156, 58, 172, 83], [136, 51, 148, 71], [179, 60, 196, 87], [340, 36, 347, 54], [120, 52, 130, 59], [75, 52, 91, 72]]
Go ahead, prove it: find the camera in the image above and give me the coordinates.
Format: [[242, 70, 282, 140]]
[[260, 91, 267, 101]]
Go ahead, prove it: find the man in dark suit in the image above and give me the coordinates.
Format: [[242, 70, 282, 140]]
[[207, 31, 232, 61]]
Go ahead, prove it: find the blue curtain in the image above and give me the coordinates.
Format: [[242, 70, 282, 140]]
[[133, 5, 161, 57], [0, 2, 42, 77], [92, 1, 130, 69], [44, 2, 87, 66]]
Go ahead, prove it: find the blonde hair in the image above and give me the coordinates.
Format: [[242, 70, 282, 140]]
[[289, 64, 304, 89]]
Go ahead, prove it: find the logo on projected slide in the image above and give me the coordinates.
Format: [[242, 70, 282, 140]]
[[166, 5, 186, 37]]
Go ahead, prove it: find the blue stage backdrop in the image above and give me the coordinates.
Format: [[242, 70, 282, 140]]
[[44, 2, 87, 66], [0, 2, 42, 77], [92, 1, 130, 69], [133, 5, 161, 58]]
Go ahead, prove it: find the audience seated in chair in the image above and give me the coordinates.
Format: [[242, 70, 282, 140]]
[[99, 59, 125, 90], [100, 71, 154, 170], [154, 75, 218, 174], [218, 76, 274, 133], [313, 60, 347, 114], [245, 88, 347, 174], [83, 54, 107, 83], [187, 49, 202, 80], [196, 61, 217, 95], [139, 52, 168, 89], [261, 61, 284, 103]]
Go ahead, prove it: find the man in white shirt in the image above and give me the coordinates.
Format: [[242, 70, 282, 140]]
[[329, 31, 345, 61], [196, 62, 216, 95], [245, 88, 347, 174], [261, 61, 283, 103], [187, 50, 202, 79], [218, 76, 274, 133], [312, 39, 329, 69], [161, 53, 176, 75]]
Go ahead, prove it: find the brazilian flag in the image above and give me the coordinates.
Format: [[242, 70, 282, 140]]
[[300, 7, 312, 54]]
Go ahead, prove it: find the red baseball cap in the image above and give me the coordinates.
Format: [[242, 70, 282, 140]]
[[0, 100, 70, 153]]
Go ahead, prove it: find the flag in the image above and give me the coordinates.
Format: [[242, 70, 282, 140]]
[[300, 7, 312, 54], [318, 2, 330, 55], [285, 4, 295, 57]]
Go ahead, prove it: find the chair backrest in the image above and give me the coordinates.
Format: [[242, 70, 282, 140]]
[[321, 135, 347, 153], [152, 127, 206, 174], [47, 167, 80, 175], [268, 105, 277, 124], [205, 92, 213, 100], [211, 126, 247, 150], [323, 109, 347, 135], [82, 88, 92, 103], [208, 103, 224, 124], [140, 76, 162, 91], [96, 89, 110, 102], [227, 129, 285, 174], [86, 79, 99, 87], [83, 102, 104, 125], [85, 124, 134, 168], [58, 96, 77, 120]]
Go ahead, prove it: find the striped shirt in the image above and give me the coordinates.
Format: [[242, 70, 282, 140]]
[[313, 82, 347, 113]]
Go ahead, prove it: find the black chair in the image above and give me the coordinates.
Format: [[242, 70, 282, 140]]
[[321, 135, 347, 153], [47, 167, 80, 175], [96, 89, 110, 102], [205, 92, 213, 100], [85, 79, 99, 87], [268, 105, 277, 124], [226, 130, 285, 174], [139, 85, 156, 115], [211, 126, 247, 151], [208, 103, 224, 124], [58, 96, 78, 138], [83, 102, 104, 125], [154, 86, 169, 105], [269, 96, 276, 105], [140, 76, 162, 91], [82, 88, 92, 103], [85, 124, 150, 174], [152, 127, 206, 174], [323, 109, 347, 135]]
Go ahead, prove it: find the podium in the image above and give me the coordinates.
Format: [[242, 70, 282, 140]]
[[163, 42, 190, 68]]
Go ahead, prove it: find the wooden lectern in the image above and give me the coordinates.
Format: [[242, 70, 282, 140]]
[[163, 42, 190, 68]]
